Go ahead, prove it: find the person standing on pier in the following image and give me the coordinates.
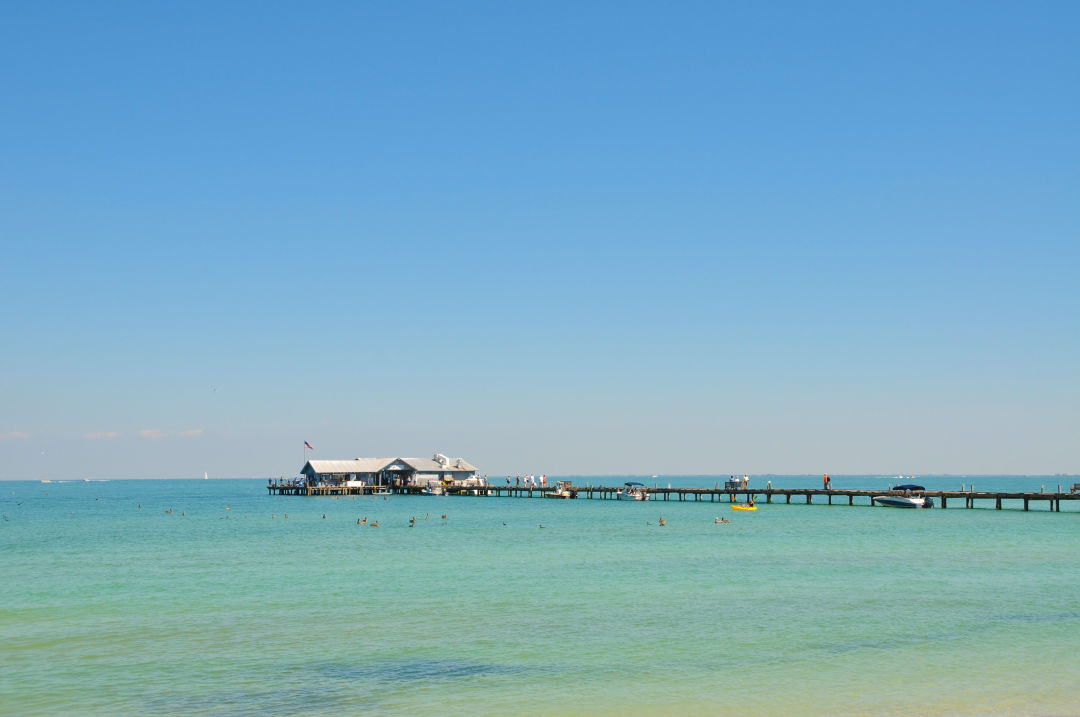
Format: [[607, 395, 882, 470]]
[[823, 474, 831, 489]]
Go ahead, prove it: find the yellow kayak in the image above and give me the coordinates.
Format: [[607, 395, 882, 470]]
[[732, 504, 757, 511]]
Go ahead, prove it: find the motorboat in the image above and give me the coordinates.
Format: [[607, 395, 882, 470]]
[[873, 484, 934, 509], [874, 494, 933, 508], [872, 496, 933, 507], [458, 477, 489, 496], [545, 481, 578, 499], [422, 484, 445, 496], [618, 481, 650, 501]]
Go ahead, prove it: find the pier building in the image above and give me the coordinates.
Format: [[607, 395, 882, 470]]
[[298, 453, 478, 489]]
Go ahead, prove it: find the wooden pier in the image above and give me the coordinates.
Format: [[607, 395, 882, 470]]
[[266, 482, 1080, 512]]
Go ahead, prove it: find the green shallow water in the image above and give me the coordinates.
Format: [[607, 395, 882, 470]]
[[2, 477, 1079, 716]]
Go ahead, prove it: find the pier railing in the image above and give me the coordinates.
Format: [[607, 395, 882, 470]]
[[266, 483, 1078, 512]]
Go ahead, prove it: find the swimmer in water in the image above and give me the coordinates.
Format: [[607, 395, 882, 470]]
[[371, 521, 379, 527], [358, 516, 367, 525], [659, 517, 666, 527]]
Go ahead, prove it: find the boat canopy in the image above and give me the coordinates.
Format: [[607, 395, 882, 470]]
[[894, 484, 925, 491], [624, 481, 645, 487]]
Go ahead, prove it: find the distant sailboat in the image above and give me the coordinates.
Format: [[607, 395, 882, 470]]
[[204, 472, 208, 480]]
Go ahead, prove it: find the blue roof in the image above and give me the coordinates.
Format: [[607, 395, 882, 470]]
[[624, 481, 645, 487]]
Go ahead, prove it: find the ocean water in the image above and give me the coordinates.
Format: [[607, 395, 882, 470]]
[[2, 476, 1078, 716]]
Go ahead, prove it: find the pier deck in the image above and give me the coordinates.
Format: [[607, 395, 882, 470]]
[[266, 483, 1079, 511]]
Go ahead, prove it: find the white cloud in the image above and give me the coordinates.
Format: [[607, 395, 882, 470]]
[[84, 431, 122, 440], [139, 428, 204, 439]]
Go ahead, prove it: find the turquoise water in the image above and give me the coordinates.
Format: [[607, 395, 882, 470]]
[[2, 476, 1078, 716]]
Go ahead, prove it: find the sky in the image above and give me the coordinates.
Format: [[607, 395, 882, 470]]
[[1, 1, 1077, 479]]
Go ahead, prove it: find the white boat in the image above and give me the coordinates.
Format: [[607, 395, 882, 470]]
[[422, 485, 445, 496], [618, 481, 650, 501], [456, 477, 489, 495], [545, 481, 578, 499], [873, 484, 934, 509]]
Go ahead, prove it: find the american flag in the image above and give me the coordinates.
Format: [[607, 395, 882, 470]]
[[304, 441, 314, 450]]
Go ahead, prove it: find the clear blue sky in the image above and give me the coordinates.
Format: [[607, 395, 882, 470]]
[[2, 1, 1077, 478]]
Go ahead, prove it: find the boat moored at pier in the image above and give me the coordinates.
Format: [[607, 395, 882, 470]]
[[545, 481, 578, 499], [873, 484, 934, 508], [618, 481, 650, 501]]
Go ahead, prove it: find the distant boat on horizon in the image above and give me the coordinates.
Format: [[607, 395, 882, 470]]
[[204, 472, 208, 480]]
